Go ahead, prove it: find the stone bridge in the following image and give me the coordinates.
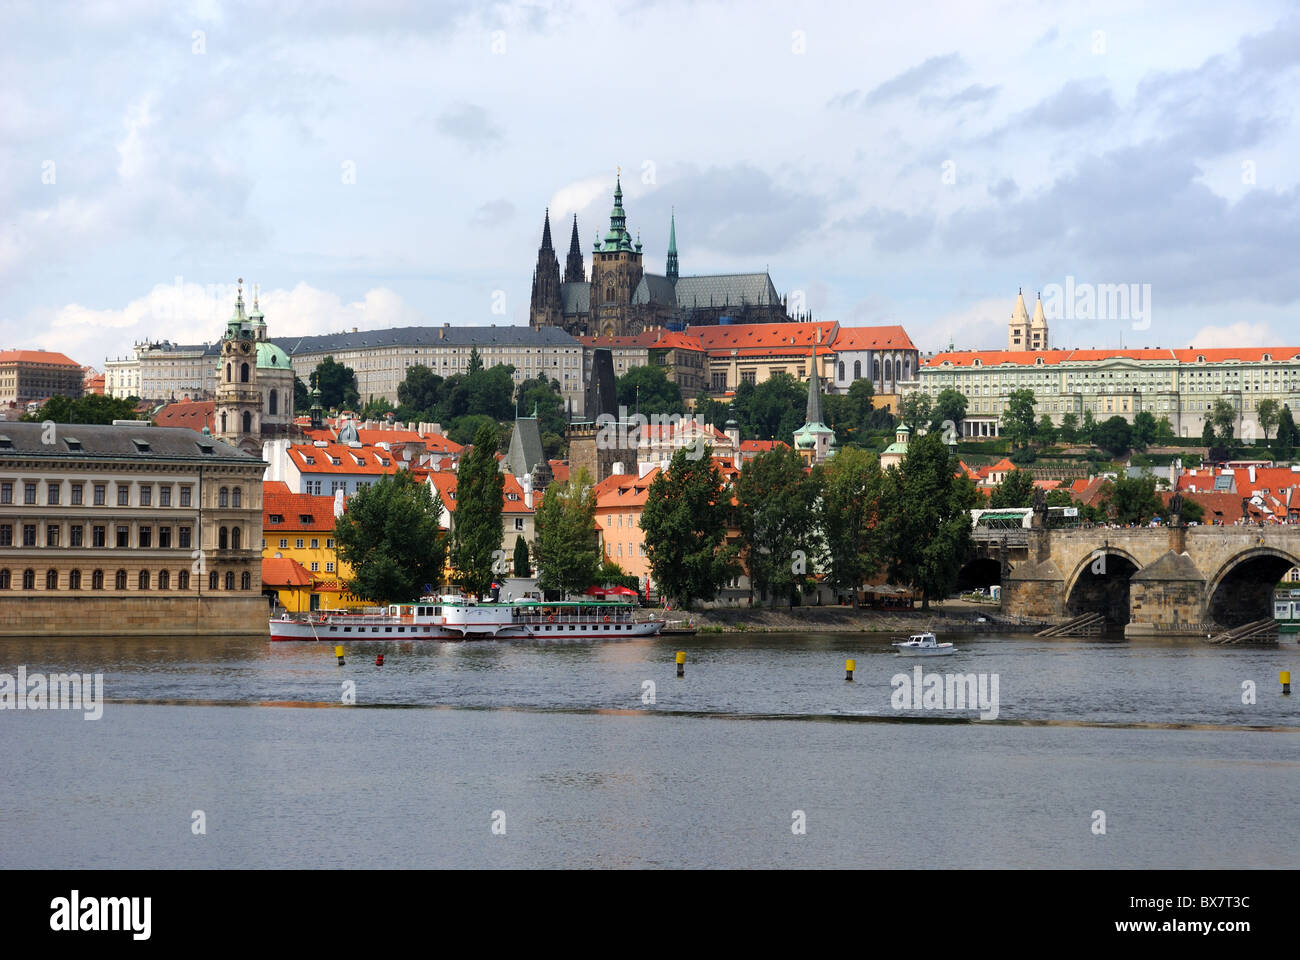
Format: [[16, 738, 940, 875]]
[[997, 525, 1300, 637]]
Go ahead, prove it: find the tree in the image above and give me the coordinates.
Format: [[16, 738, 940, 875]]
[[293, 376, 310, 413], [879, 431, 976, 610], [731, 373, 807, 442], [333, 470, 448, 603], [1094, 415, 1133, 457], [616, 365, 683, 417], [1001, 389, 1037, 449], [640, 445, 737, 609], [595, 560, 639, 591], [512, 535, 531, 577], [931, 388, 968, 436], [1155, 416, 1176, 441], [816, 446, 883, 606], [467, 346, 484, 376], [1103, 474, 1163, 525], [29, 394, 141, 424], [449, 422, 504, 598], [693, 394, 732, 431], [1257, 398, 1280, 442], [1132, 411, 1158, 450], [397, 365, 445, 417], [1274, 405, 1297, 459], [447, 413, 501, 447], [988, 468, 1035, 508], [533, 468, 600, 597], [899, 392, 932, 433], [824, 378, 889, 447], [311, 356, 361, 412], [1211, 398, 1236, 443], [1057, 412, 1079, 445], [734, 446, 821, 608], [516, 376, 567, 437], [1201, 418, 1216, 447], [1034, 414, 1057, 446], [360, 396, 395, 421], [1079, 409, 1097, 445]]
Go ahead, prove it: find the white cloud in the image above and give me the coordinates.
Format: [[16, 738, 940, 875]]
[[1188, 320, 1279, 348]]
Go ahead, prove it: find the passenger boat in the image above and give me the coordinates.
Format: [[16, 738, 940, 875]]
[[891, 631, 956, 656], [269, 598, 664, 642]]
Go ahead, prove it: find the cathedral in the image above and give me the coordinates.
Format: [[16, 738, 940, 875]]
[[529, 176, 793, 338], [214, 280, 297, 456]]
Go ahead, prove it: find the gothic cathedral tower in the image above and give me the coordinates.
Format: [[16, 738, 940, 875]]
[[588, 175, 644, 338], [528, 209, 563, 328], [564, 214, 585, 283], [215, 280, 264, 456]]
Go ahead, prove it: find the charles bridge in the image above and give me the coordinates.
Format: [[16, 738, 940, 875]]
[[968, 521, 1300, 638]]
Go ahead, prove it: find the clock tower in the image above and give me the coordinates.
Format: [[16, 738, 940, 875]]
[[215, 279, 265, 456], [588, 175, 644, 338]]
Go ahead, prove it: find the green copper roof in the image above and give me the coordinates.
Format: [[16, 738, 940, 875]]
[[599, 176, 636, 253], [257, 340, 291, 370]]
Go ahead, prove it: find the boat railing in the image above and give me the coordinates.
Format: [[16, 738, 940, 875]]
[[514, 610, 637, 625]]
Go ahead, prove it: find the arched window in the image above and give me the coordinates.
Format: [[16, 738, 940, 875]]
[[220, 412, 227, 433], [69, 570, 81, 590], [225, 362, 231, 382], [209, 571, 219, 591], [92, 570, 103, 590], [0, 570, 9, 589], [894, 359, 902, 382], [115, 570, 127, 590], [605, 286, 614, 301], [218, 487, 229, 508], [241, 571, 251, 590], [904, 358, 911, 379], [219, 527, 229, 550], [269, 390, 278, 415], [158, 570, 170, 590], [231, 527, 241, 550], [138, 571, 149, 591], [243, 411, 253, 433], [240, 362, 250, 383], [838, 361, 846, 380], [225, 571, 235, 590], [178, 570, 189, 591], [873, 359, 881, 382], [22, 569, 34, 590], [45, 570, 58, 590], [232, 487, 242, 508], [853, 360, 862, 379]]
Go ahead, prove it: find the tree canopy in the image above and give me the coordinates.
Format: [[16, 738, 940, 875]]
[[734, 445, 821, 608], [333, 470, 448, 603], [616, 365, 683, 417], [27, 394, 141, 424], [310, 356, 361, 412], [449, 422, 504, 598], [533, 467, 601, 597]]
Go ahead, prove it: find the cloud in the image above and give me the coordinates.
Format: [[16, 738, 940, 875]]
[[1188, 321, 1280, 348], [435, 103, 504, 149], [834, 208, 934, 252], [832, 52, 966, 110], [471, 199, 515, 226]]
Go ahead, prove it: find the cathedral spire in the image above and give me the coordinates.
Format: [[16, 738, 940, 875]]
[[666, 209, 679, 280], [805, 341, 823, 426], [564, 213, 585, 282], [540, 207, 554, 251]]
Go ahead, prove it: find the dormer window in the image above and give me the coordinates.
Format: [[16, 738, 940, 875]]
[[269, 514, 284, 524], [330, 457, 342, 466], [299, 514, 313, 524], [303, 455, 315, 465]]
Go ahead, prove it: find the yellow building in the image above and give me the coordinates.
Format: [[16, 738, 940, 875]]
[[261, 480, 367, 611]]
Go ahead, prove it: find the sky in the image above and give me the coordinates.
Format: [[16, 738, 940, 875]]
[[3, 0, 1300, 370]]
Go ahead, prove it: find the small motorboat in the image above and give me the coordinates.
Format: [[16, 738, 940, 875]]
[[891, 631, 956, 656]]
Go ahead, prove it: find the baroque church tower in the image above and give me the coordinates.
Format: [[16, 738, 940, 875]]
[[588, 175, 644, 338], [215, 279, 296, 456], [528, 209, 563, 328]]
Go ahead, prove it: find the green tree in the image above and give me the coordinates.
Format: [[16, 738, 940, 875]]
[[734, 446, 821, 608], [880, 431, 976, 610], [1274, 405, 1297, 459], [1001, 389, 1037, 449], [516, 376, 567, 437], [1094, 416, 1133, 457], [512, 534, 531, 577], [1257, 398, 1280, 442], [533, 468, 600, 596], [693, 394, 732, 431], [1201, 418, 1216, 447], [1155, 416, 1176, 441], [360, 396, 395, 421], [1058, 412, 1079, 444], [616, 364, 684, 417], [898, 392, 932, 433], [988, 468, 1035, 508], [467, 346, 484, 375], [1211, 398, 1236, 443], [816, 445, 883, 606], [449, 422, 504, 598], [595, 560, 639, 591], [640, 445, 736, 609], [1034, 414, 1057, 446], [30, 394, 141, 424], [824, 378, 883, 447], [293, 376, 310, 413], [1079, 409, 1097, 445], [333, 470, 448, 603], [311, 356, 361, 412], [731, 373, 807, 442], [931, 388, 968, 435], [397, 365, 445, 417], [1132, 411, 1158, 450], [1103, 475, 1163, 525], [447, 413, 502, 448]]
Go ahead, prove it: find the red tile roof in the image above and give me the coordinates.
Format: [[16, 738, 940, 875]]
[[0, 350, 81, 367], [925, 346, 1300, 368], [152, 400, 215, 433], [579, 330, 704, 351], [262, 557, 315, 588], [830, 325, 916, 352], [263, 481, 341, 531], [738, 439, 789, 453], [288, 442, 402, 474], [686, 321, 839, 355]]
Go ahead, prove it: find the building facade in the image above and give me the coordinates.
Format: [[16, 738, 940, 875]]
[[0, 422, 266, 637], [105, 340, 220, 402], [577, 330, 708, 399], [262, 480, 366, 611], [0, 350, 85, 409]]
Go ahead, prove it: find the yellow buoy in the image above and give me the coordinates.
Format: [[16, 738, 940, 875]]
[[335, 645, 345, 666], [675, 650, 685, 677], [845, 658, 856, 681], [1283, 671, 1291, 695]]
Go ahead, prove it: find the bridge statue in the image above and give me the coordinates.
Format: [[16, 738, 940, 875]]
[[1031, 487, 1048, 528], [1170, 492, 1183, 528]]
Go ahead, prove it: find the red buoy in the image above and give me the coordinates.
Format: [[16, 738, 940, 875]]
[[375, 654, 384, 666]]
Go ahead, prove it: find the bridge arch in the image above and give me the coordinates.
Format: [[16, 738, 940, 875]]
[[1205, 546, 1300, 628], [1064, 547, 1143, 625], [956, 556, 1001, 592]]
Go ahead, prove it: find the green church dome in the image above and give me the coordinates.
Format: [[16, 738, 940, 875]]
[[257, 341, 292, 370]]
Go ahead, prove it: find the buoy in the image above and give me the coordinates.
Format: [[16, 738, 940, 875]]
[[376, 653, 384, 666], [675, 650, 685, 678], [1283, 670, 1291, 696], [845, 658, 855, 682], [335, 645, 345, 666]]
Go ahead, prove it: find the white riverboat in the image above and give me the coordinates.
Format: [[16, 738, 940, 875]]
[[269, 598, 664, 642], [891, 632, 956, 656]]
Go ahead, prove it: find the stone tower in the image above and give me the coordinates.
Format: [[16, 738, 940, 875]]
[[563, 214, 585, 283], [1029, 292, 1049, 350], [588, 175, 644, 338], [215, 280, 264, 456], [1007, 288, 1030, 351], [529, 209, 563, 328], [665, 209, 679, 281]]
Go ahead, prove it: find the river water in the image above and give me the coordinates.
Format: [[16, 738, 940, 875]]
[[2, 631, 1297, 868]]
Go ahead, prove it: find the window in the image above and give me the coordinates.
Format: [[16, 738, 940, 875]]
[[23, 569, 35, 590], [279, 538, 288, 549], [240, 362, 250, 383], [514, 518, 525, 531], [117, 485, 129, 506], [178, 570, 189, 590], [224, 572, 235, 590], [92, 569, 103, 590], [159, 526, 171, 548], [326, 562, 335, 573], [0, 525, 10, 547], [232, 487, 242, 508], [45, 570, 57, 590], [180, 487, 192, 507], [158, 570, 169, 590], [22, 525, 36, 547], [46, 525, 59, 547], [47, 483, 59, 505], [0, 482, 10, 504], [219, 487, 229, 508], [71, 484, 84, 505], [310, 538, 319, 549], [116, 526, 129, 548], [231, 527, 241, 550], [269, 389, 278, 415], [209, 571, 219, 591], [93, 484, 106, 506], [219, 527, 228, 550], [326, 538, 334, 549], [115, 570, 127, 590], [92, 525, 105, 548], [138, 571, 149, 591], [179, 527, 191, 549], [310, 562, 319, 572], [139, 527, 151, 548], [24, 482, 37, 505], [159, 486, 170, 507], [241, 571, 250, 590], [140, 486, 152, 507], [296, 539, 304, 549], [242, 411, 253, 433]]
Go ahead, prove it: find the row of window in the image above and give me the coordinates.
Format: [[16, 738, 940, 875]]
[[0, 569, 252, 590], [0, 481, 247, 509], [0, 522, 196, 549]]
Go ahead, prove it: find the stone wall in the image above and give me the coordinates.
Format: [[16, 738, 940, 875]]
[[0, 595, 269, 638]]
